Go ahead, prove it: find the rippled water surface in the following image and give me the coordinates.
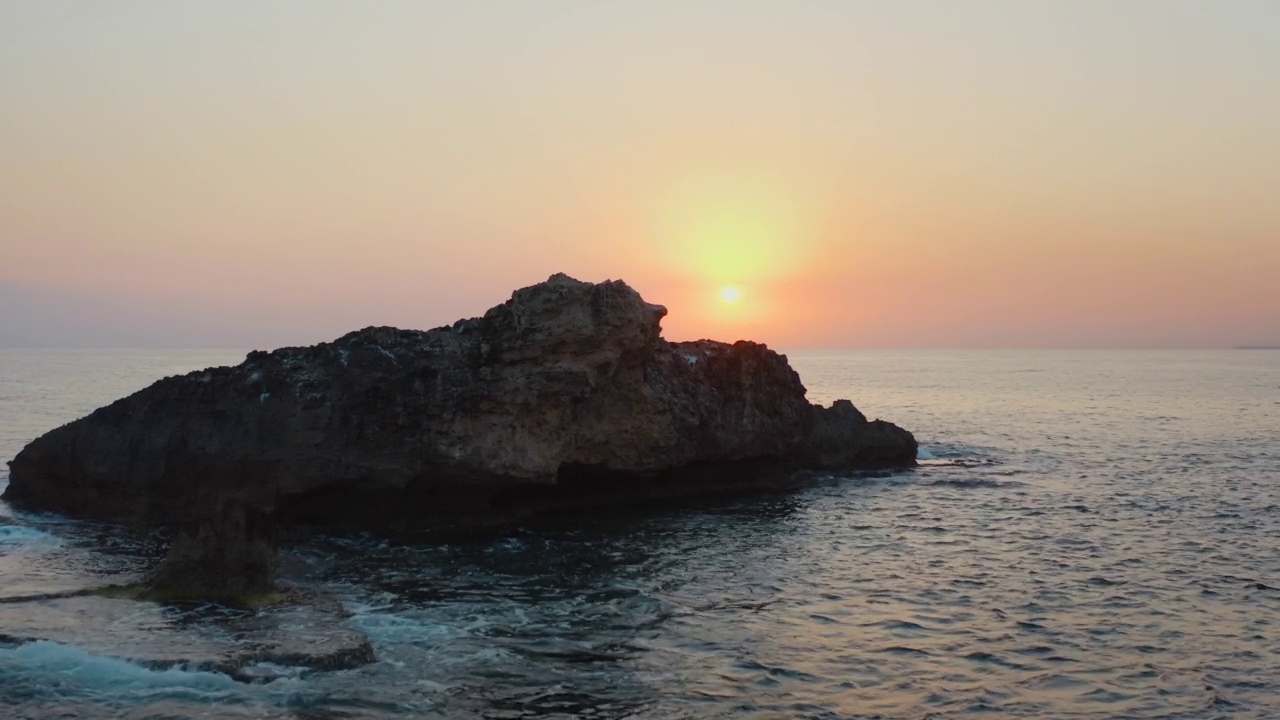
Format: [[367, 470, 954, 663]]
[[1, 349, 1278, 718]]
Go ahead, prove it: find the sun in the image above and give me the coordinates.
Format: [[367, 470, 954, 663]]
[[720, 286, 740, 303]]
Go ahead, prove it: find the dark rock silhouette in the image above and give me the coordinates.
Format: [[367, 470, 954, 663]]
[[143, 501, 278, 604], [4, 274, 916, 595]]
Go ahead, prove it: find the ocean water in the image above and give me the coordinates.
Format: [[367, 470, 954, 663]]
[[0, 348, 1277, 719]]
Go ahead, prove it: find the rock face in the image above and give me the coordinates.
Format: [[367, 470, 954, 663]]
[[4, 274, 915, 533], [144, 501, 278, 602]]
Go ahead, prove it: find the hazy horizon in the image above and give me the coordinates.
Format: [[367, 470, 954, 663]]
[[2, 277, 1278, 351], [3, 2, 1277, 349]]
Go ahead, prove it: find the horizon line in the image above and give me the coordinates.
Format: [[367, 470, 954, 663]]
[[0, 344, 1270, 352]]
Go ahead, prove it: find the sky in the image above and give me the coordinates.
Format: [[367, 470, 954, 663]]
[[1, 1, 1277, 348]]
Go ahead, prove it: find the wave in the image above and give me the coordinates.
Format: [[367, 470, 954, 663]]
[[0, 640, 307, 707], [0, 640, 238, 697], [345, 606, 460, 646], [0, 523, 60, 548]]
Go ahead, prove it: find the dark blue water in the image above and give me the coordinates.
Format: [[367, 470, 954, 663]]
[[1, 349, 1278, 718]]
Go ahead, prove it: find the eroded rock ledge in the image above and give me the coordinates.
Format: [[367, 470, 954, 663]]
[[4, 274, 916, 536]]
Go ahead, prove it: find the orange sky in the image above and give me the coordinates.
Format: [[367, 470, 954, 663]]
[[2, 2, 1277, 348]]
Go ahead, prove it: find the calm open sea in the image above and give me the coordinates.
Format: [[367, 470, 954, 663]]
[[1, 349, 1277, 719]]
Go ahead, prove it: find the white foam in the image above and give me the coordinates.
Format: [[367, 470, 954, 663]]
[[347, 609, 457, 645], [232, 661, 307, 683], [916, 446, 936, 460], [0, 641, 311, 707], [0, 641, 239, 697], [0, 524, 60, 547]]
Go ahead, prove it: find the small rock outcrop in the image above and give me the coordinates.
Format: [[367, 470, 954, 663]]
[[4, 274, 916, 540], [143, 501, 278, 604]]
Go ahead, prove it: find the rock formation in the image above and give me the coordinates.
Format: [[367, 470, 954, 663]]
[[143, 501, 278, 604], [4, 274, 915, 539]]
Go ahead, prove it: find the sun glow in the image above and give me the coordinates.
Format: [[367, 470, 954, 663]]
[[654, 176, 817, 287], [643, 173, 828, 342]]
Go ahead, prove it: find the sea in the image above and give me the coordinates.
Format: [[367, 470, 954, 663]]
[[0, 348, 1277, 719]]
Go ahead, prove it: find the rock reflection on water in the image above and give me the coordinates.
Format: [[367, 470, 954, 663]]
[[1, 349, 1278, 718]]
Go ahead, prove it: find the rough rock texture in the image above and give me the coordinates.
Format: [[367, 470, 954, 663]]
[[144, 501, 277, 602], [805, 400, 919, 470], [4, 274, 915, 533]]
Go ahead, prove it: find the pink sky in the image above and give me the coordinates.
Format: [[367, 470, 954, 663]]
[[2, 2, 1277, 348]]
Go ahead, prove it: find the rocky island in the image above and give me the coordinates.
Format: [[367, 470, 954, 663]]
[[4, 274, 915, 599]]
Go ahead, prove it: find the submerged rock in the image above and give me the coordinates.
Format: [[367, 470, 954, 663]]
[[0, 593, 375, 681], [4, 274, 915, 536]]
